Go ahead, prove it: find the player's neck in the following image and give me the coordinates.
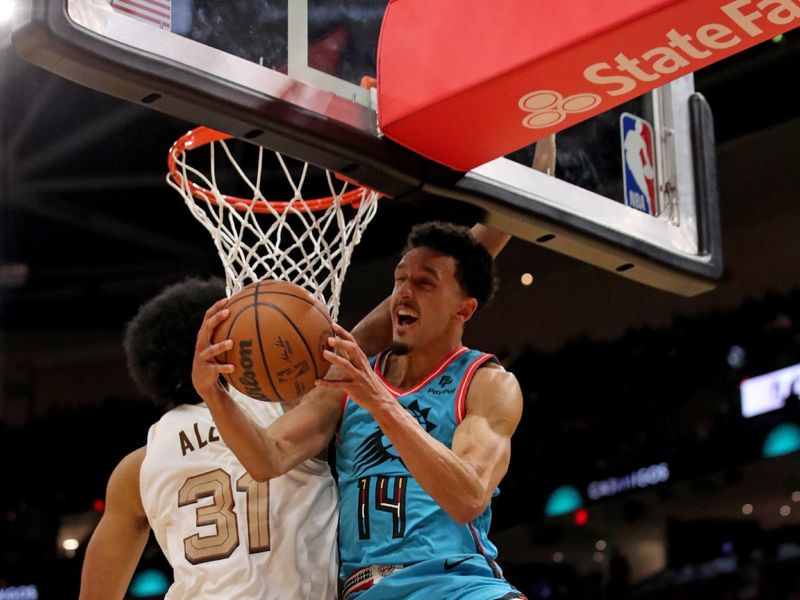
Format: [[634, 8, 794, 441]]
[[384, 337, 464, 390]]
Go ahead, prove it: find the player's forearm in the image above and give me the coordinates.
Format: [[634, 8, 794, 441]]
[[533, 133, 557, 175], [79, 518, 148, 600], [203, 386, 287, 480], [469, 224, 511, 258], [467, 134, 556, 260], [80, 550, 135, 599], [351, 297, 393, 357], [370, 400, 490, 524], [204, 385, 337, 480]]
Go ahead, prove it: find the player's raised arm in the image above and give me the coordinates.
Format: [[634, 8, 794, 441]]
[[80, 448, 150, 600]]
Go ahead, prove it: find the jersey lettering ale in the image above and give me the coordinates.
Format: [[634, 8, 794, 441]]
[[336, 346, 504, 579]]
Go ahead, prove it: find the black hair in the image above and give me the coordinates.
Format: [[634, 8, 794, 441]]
[[402, 221, 497, 309], [124, 277, 226, 408]]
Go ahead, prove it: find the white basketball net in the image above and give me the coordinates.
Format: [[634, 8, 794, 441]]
[[166, 127, 380, 321]]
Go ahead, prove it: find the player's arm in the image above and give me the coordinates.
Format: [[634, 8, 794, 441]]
[[446, 366, 522, 521], [532, 133, 557, 175], [470, 133, 556, 257], [318, 326, 522, 524], [351, 134, 555, 355], [192, 300, 342, 482], [79, 448, 150, 600], [375, 366, 521, 524]]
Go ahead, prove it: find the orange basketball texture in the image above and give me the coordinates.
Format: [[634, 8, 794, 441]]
[[212, 280, 333, 402]]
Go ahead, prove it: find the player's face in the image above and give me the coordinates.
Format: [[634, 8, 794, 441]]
[[389, 246, 475, 355]]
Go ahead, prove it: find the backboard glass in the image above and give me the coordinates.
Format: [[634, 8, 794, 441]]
[[11, 0, 723, 295]]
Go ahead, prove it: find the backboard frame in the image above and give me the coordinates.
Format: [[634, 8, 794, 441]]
[[11, 0, 724, 296]]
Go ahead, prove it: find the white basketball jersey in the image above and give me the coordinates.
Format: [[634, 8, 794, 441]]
[[139, 392, 338, 599]]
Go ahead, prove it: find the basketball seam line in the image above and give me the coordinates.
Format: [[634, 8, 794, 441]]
[[225, 282, 332, 402], [258, 300, 321, 386], [227, 289, 331, 322], [253, 285, 284, 402]]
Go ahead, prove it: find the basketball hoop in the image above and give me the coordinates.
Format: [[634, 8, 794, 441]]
[[167, 126, 381, 321]]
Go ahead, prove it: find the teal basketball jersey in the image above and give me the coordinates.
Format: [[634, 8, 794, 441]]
[[336, 346, 503, 580]]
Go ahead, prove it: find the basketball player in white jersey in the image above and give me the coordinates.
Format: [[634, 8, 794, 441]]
[[79, 278, 339, 600]]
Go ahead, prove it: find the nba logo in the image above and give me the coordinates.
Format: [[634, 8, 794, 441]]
[[620, 113, 657, 216]]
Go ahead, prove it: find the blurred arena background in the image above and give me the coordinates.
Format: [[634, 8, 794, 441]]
[[0, 11, 799, 600]]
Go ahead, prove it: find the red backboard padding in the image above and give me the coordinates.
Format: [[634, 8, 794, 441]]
[[377, 0, 798, 171]]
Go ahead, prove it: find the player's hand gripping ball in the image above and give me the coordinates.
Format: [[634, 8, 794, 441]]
[[212, 280, 333, 402]]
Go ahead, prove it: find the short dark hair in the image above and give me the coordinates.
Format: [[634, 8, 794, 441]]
[[403, 221, 497, 309], [124, 277, 226, 408]]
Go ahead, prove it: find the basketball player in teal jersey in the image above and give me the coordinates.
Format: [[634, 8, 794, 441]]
[[193, 138, 555, 600], [195, 223, 527, 600], [322, 222, 525, 600]]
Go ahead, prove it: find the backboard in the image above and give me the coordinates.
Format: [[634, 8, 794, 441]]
[[11, 0, 723, 295]]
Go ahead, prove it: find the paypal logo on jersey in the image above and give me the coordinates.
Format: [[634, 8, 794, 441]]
[[427, 375, 456, 395], [620, 112, 658, 216]]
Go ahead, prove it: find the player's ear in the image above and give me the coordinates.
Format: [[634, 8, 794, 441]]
[[457, 297, 478, 323]]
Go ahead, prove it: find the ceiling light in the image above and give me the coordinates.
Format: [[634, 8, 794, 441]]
[[574, 508, 589, 525], [726, 345, 746, 368], [520, 272, 533, 286], [553, 551, 564, 563], [0, 0, 14, 24], [721, 541, 734, 555], [62, 538, 80, 551], [544, 485, 582, 517], [780, 505, 791, 517], [742, 503, 753, 515]]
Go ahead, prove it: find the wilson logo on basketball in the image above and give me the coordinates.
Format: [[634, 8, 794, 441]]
[[237, 339, 269, 402], [518, 0, 799, 129]]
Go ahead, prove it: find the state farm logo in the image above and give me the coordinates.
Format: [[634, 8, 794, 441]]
[[517, 0, 798, 131], [518, 90, 602, 129]]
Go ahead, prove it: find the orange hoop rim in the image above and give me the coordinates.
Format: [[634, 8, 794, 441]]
[[167, 126, 376, 214]]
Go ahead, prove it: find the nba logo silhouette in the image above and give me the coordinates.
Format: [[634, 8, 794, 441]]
[[620, 113, 657, 216]]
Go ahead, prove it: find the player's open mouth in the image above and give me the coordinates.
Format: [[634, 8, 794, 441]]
[[396, 308, 419, 329]]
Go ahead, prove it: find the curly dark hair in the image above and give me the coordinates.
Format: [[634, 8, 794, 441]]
[[124, 277, 226, 408], [403, 221, 497, 309]]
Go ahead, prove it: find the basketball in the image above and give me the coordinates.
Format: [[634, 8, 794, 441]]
[[212, 279, 334, 403]]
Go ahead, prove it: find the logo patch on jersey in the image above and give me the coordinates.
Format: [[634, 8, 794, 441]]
[[427, 374, 456, 395], [353, 400, 436, 475], [444, 557, 471, 571]]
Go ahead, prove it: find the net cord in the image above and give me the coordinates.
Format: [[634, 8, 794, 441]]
[[166, 130, 380, 321]]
